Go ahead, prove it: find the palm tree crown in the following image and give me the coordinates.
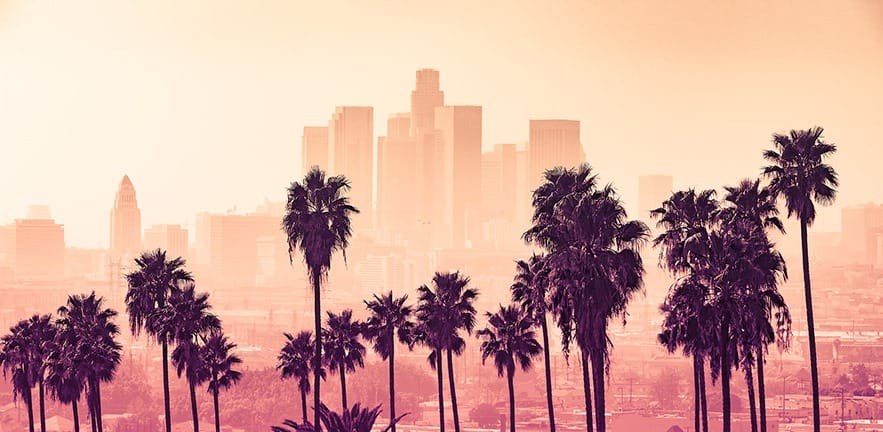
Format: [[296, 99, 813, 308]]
[[478, 305, 542, 377], [323, 309, 366, 375], [363, 292, 414, 359]]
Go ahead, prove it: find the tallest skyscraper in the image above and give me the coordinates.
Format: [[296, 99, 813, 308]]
[[410, 69, 447, 249], [410, 68, 444, 137], [110, 175, 142, 258]]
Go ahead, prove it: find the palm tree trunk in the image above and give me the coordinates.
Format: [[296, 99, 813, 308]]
[[721, 317, 732, 432], [540, 314, 556, 432], [507, 366, 516, 432], [72, 399, 80, 432], [446, 348, 461, 432], [590, 350, 606, 432], [340, 364, 348, 411], [300, 387, 308, 424], [38, 377, 46, 432], [800, 220, 821, 432], [699, 356, 708, 432], [311, 269, 322, 432], [24, 384, 35, 432], [389, 332, 397, 432], [746, 365, 758, 432], [435, 350, 445, 432], [189, 380, 200, 432], [213, 388, 221, 432], [757, 352, 767, 432], [580, 349, 594, 432], [95, 380, 104, 432], [87, 387, 97, 432], [693, 355, 701, 432], [162, 340, 172, 432]]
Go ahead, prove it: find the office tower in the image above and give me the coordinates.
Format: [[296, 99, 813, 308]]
[[410, 68, 445, 137], [110, 175, 142, 258], [527, 120, 585, 189], [13, 207, 64, 281], [143, 224, 189, 260], [302, 126, 329, 175], [195, 211, 282, 287], [328, 106, 374, 228], [377, 114, 417, 242], [515, 147, 531, 227], [638, 174, 674, 222], [435, 105, 482, 249], [841, 203, 883, 266], [481, 144, 518, 223]]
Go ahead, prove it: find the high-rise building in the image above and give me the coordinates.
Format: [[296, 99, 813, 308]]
[[328, 106, 374, 228], [302, 126, 329, 176], [435, 105, 482, 248], [481, 144, 518, 223], [410, 69, 445, 137], [410, 69, 446, 250], [143, 224, 189, 260], [13, 210, 64, 281], [638, 174, 674, 223], [377, 114, 417, 242], [841, 203, 883, 266], [195, 211, 281, 287], [110, 175, 142, 258], [527, 120, 585, 189]]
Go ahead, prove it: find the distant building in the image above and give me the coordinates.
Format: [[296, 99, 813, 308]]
[[841, 203, 883, 266], [195, 211, 283, 287], [302, 125, 329, 176], [527, 120, 585, 190], [109, 175, 142, 258], [13, 211, 64, 281], [328, 106, 374, 228], [377, 114, 417, 243], [410, 68, 445, 137], [435, 105, 483, 249], [638, 174, 674, 223], [143, 224, 189, 260]]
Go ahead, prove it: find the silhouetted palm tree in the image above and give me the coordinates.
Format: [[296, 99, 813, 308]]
[[0, 317, 45, 432], [272, 402, 407, 432], [27, 314, 55, 432], [167, 284, 221, 432], [125, 249, 193, 432], [57, 293, 122, 432], [45, 331, 87, 432], [412, 314, 445, 431], [478, 305, 542, 432], [511, 254, 556, 432], [203, 332, 242, 432], [278, 331, 320, 424], [762, 127, 837, 432], [363, 292, 414, 432], [323, 309, 365, 411], [283, 167, 359, 430], [417, 271, 478, 432]]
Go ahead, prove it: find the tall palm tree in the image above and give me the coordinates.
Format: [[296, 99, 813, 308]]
[[167, 284, 221, 432], [363, 292, 414, 432], [762, 126, 837, 432], [125, 249, 193, 432], [45, 329, 87, 432], [323, 309, 366, 411], [203, 332, 242, 432], [57, 293, 123, 432], [278, 331, 320, 424], [417, 271, 478, 432], [477, 305, 543, 432], [652, 188, 719, 432], [283, 166, 359, 430], [525, 164, 648, 432], [412, 313, 445, 432], [511, 254, 556, 432]]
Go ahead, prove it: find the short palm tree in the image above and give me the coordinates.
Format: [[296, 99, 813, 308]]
[[363, 292, 414, 432], [125, 249, 193, 432], [0, 317, 46, 432], [762, 126, 838, 432], [27, 314, 56, 432], [278, 331, 320, 424], [477, 305, 542, 432], [272, 402, 407, 432], [283, 167, 359, 429], [167, 284, 221, 432], [56, 293, 123, 432], [323, 309, 366, 411], [45, 332, 87, 432], [202, 332, 242, 432], [511, 254, 556, 432]]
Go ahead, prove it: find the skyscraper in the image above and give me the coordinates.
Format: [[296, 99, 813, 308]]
[[377, 113, 417, 243], [841, 203, 883, 266], [110, 175, 142, 258], [14, 207, 64, 281], [480, 143, 518, 223], [527, 120, 585, 189], [410, 68, 444, 137], [328, 106, 374, 228], [302, 126, 329, 176], [435, 105, 482, 249], [143, 224, 189, 260]]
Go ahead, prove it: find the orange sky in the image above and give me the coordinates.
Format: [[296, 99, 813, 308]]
[[1, 0, 881, 247]]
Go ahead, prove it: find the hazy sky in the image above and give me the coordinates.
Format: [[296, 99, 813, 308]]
[[1, 0, 881, 247]]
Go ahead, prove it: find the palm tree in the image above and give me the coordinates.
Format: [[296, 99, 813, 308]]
[[525, 164, 648, 432], [56, 293, 123, 432], [0, 317, 44, 432], [272, 402, 407, 432], [278, 331, 320, 424], [45, 331, 87, 432], [363, 292, 414, 432], [27, 314, 56, 432], [477, 305, 543, 432], [762, 126, 837, 432], [125, 249, 193, 432], [511, 254, 556, 432], [167, 284, 221, 432], [417, 271, 478, 432], [203, 332, 242, 432], [323, 309, 366, 411], [283, 166, 359, 430], [412, 313, 446, 432]]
